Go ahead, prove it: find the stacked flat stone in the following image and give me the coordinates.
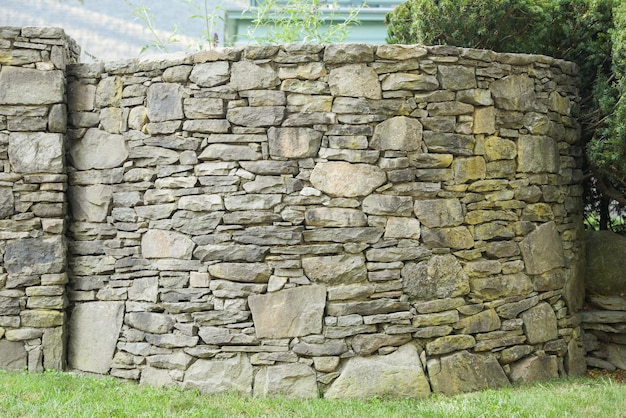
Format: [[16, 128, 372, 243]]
[[583, 298, 626, 371], [0, 27, 79, 372], [2, 29, 588, 398]]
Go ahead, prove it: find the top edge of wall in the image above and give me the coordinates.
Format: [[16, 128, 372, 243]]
[[0, 26, 579, 76]]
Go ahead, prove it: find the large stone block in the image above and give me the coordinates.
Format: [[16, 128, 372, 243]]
[[69, 128, 127, 170], [302, 254, 366, 285], [509, 355, 559, 384], [68, 301, 125, 374], [585, 230, 626, 295], [189, 61, 230, 87], [268, 127, 322, 159], [183, 354, 253, 395], [0, 340, 27, 372], [521, 302, 558, 344], [329, 64, 381, 99], [9, 133, 64, 174], [517, 135, 560, 173], [146, 83, 184, 122], [413, 199, 463, 228], [68, 185, 113, 222], [4, 236, 66, 276], [142, 229, 195, 259], [402, 254, 469, 300], [371, 116, 422, 151], [0, 66, 64, 104], [249, 285, 326, 338], [325, 344, 430, 399], [230, 61, 279, 90], [125, 312, 175, 334], [0, 186, 14, 219], [519, 221, 565, 275], [309, 162, 386, 197], [362, 194, 413, 216], [209, 262, 271, 283], [490, 74, 536, 111], [427, 350, 510, 395], [254, 363, 318, 399]]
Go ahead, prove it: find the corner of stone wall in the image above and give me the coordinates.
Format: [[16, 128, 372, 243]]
[[0, 26, 76, 371]]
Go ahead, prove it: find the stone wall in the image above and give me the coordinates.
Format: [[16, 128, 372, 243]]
[[0, 26, 588, 398], [0, 27, 79, 372]]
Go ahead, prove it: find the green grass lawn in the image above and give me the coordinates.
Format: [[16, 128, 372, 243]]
[[0, 370, 624, 418]]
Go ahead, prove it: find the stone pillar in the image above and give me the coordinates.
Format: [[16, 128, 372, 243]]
[[0, 26, 79, 371]]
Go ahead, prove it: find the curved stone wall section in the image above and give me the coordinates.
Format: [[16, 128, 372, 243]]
[[61, 43, 585, 397]]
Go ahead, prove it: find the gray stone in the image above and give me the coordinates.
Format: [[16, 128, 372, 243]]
[[517, 135, 560, 173], [427, 350, 510, 395], [302, 254, 366, 285], [519, 222, 565, 275], [209, 263, 271, 283], [146, 83, 184, 122], [194, 244, 268, 262], [509, 355, 559, 384], [585, 231, 626, 295], [268, 127, 322, 159], [227, 106, 285, 127], [199, 144, 262, 161], [183, 97, 224, 118], [254, 364, 318, 399], [128, 276, 159, 302], [142, 229, 195, 259], [565, 338, 587, 376], [249, 285, 326, 338], [0, 66, 64, 104], [310, 162, 386, 197], [171, 211, 223, 235], [0, 339, 27, 371], [490, 74, 536, 111], [4, 236, 65, 276], [189, 61, 230, 87], [96, 76, 122, 107], [140, 367, 177, 388], [384, 217, 421, 239], [183, 354, 253, 395], [0, 187, 14, 218], [304, 208, 367, 227], [329, 64, 381, 99], [68, 301, 125, 374], [455, 309, 501, 334], [413, 199, 463, 227], [230, 61, 279, 90], [521, 302, 558, 344], [324, 44, 374, 63], [9, 133, 64, 174], [426, 334, 476, 355], [69, 128, 127, 170], [325, 344, 430, 399], [371, 116, 422, 151], [147, 352, 194, 370], [470, 273, 534, 301], [126, 312, 174, 334], [381, 73, 438, 91], [402, 254, 469, 299], [69, 185, 113, 222], [43, 327, 65, 370], [362, 194, 413, 216], [351, 333, 412, 356], [292, 340, 348, 357], [438, 65, 476, 90]]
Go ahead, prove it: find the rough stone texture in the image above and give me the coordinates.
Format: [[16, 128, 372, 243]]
[[509, 355, 559, 384], [0, 66, 64, 105], [585, 230, 626, 295], [428, 350, 510, 395], [9, 132, 64, 174], [0, 33, 585, 399], [309, 162, 386, 197], [249, 285, 326, 338], [520, 222, 565, 275], [325, 344, 430, 399], [0, 339, 28, 371], [183, 354, 253, 395], [69, 128, 128, 170], [254, 363, 318, 399], [68, 302, 125, 374]]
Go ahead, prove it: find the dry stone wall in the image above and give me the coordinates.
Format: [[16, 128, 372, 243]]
[[0, 26, 590, 398], [0, 27, 79, 373]]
